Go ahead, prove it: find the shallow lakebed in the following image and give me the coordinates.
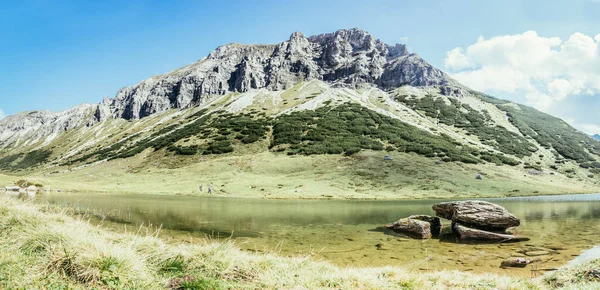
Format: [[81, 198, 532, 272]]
[[28, 192, 600, 276]]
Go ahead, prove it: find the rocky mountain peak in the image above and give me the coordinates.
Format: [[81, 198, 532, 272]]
[[387, 43, 409, 59], [308, 28, 376, 48], [289, 31, 306, 41], [27, 28, 456, 125]]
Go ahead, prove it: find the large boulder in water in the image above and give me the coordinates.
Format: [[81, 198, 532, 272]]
[[452, 223, 528, 242], [407, 215, 442, 237], [386, 218, 431, 239], [432, 200, 520, 231], [386, 215, 441, 239]]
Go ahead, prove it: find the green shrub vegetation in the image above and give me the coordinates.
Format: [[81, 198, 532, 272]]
[[500, 103, 600, 163], [394, 94, 536, 158], [469, 91, 510, 105], [271, 103, 517, 165], [68, 110, 270, 162], [0, 149, 51, 170], [68, 102, 524, 166], [0, 153, 23, 170], [63, 100, 542, 167]]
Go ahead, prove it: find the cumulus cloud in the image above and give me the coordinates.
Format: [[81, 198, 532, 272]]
[[444, 31, 600, 111]]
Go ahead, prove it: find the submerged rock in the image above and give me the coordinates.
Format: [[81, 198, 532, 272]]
[[386, 217, 433, 239], [452, 224, 527, 242], [523, 250, 550, 256], [432, 200, 520, 231], [500, 257, 532, 268]]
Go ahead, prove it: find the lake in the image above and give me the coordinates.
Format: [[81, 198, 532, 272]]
[[27, 192, 600, 276]]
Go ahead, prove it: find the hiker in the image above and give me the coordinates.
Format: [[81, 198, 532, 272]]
[[199, 185, 203, 192], [208, 184, 213, 194]]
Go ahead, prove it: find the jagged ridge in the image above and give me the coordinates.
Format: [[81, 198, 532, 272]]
[[92, 28, 454, 121]]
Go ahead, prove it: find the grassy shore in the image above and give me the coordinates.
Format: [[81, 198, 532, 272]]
[[2, 151, 599, 200], [1, 195, 599, 289]]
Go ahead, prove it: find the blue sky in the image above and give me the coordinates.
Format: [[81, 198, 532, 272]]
[[1, 0, 599, 131]]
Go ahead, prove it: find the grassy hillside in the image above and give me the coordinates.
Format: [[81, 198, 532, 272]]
[[2, 150, 598, 199], [61, 102, 515, 167], [474, 93, 600, 165], [2, 195, 599, 289], [1, 82, 600, 199]]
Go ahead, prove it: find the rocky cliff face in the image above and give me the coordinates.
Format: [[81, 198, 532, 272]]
[[92, 28, 454, 122], [0, 104, 93, 149]]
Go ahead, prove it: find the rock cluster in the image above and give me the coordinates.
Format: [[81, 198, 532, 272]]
[[432, 200, 524, 242], [386, 200, 526, 243]]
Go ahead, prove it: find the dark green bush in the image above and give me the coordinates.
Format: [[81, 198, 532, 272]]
[[344, 148, 361, 156]]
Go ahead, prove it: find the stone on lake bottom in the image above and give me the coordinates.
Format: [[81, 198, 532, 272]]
[[524, 250, 551, 256], [500, 257, 532, 268]]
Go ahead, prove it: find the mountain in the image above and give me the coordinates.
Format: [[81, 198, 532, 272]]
[[1, 28, 600, 197], [593, 134, 600, 141], [91, 29, 450, 122]]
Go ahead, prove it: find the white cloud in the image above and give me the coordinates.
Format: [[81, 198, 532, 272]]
[[565, 118, 600, 135], [0, 108, 5, 120], [444, 31, 600, 113]]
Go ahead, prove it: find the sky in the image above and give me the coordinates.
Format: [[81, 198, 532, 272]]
[[1, 0, 599, 132]]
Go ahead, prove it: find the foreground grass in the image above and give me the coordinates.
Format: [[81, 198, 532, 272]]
[[1, 196, 599, 289]]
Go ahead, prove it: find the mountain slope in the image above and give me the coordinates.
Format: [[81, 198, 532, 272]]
[[1, 28, 599, 197]]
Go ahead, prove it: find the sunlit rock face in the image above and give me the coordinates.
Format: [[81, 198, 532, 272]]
[[90, 28, 453, 122], [0, 104, 94, 149]]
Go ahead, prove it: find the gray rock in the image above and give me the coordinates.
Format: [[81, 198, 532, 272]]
[[408, 215, 442, 237], [386, 217, 433, 239], [500, 257, 532, 268], [432, 200, 520, 231], [452, 223, 527, 242], [523, 250, 550, 256], [386, 215, 442, 239]]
